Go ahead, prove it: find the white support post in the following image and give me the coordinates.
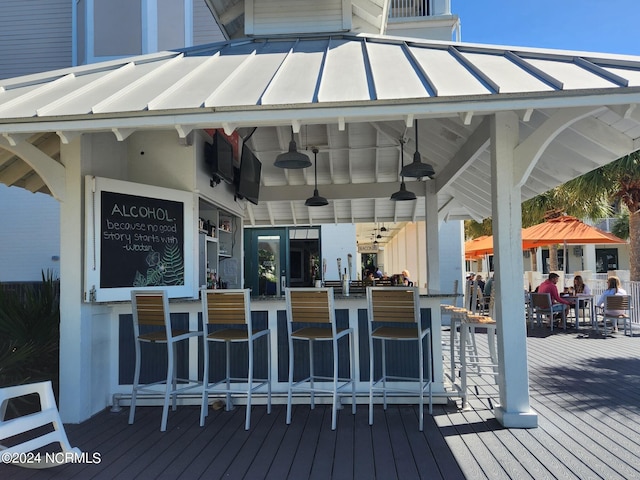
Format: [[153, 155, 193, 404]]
[[425, 181, 440, 291], [58, 137, 91, 423], [491, 112, 538, 428]]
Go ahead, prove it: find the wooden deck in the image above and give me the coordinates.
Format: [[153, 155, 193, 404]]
[[3, 326, 640, 479]]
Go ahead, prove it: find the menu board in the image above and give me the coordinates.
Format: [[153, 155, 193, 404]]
[[100, 191, 185, 288], [85, 176, 195, 302]]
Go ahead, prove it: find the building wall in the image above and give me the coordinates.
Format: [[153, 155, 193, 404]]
[[0, 0, 72, 80], [0, 185, 61, 281]]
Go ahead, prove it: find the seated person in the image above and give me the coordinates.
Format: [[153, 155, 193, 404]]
[[573, 275, 591, 295], [537, 272, 572, 318], [374, 266, 383, 279], [401, 270, 413, 287], [364, 271, 376, 285], [597, 275, 628, 332]]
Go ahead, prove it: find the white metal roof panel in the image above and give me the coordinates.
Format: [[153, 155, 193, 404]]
[[317, 38, 370, 102], [408, 46, 491, 96], [149, 54, 248, 110], [260, 39, 327, 105], [365, 41, 430, 100], [460, 52, 553, 94], [524, 58, 617, 90], [93, 56, 203, 113], [604, 66, 640, 87], [37, 62, 162, 117], [206, 41, 293, 107]]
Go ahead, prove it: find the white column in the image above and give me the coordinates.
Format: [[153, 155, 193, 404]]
[[491, 112, 538, 428], [58, 137, 91, 423], [425, 181, 440, 291]]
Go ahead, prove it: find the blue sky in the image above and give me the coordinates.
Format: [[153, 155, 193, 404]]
[[453, 1, 640, 55]]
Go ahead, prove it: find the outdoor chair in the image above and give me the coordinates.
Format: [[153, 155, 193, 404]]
[[0, 381, 81, 468], [285, 287, 356, 430], [599, 295, 631, 335], [129, 290, 202, 432], [200, 289, 271, 430], [367, 287, 432, 431], [530, 292, 566, 332]]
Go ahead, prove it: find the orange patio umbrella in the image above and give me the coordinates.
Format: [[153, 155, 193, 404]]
[[520, 215, 626, 247], [464, 216, 626, 257], [464, 235, 494, 259]]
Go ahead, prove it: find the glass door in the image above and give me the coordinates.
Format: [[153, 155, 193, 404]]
[[245, 228, 288, 296]]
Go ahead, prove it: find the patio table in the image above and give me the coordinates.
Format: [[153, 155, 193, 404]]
[[561, 294, 595, 330]]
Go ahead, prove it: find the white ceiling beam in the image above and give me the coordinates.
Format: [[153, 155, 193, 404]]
[[261, 181, 423, 201], [246, 203, 255, 226], [0, 136, 65, 201], [112, 128, 135, 141], [513, 106, 604, 187], [56, 131, 81, 144], [435, 116, 490, 193]]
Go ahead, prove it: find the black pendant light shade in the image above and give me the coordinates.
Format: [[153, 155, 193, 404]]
[[275, 128, 311, 169], [401, 119, 435, 179], [305, 148, 328, 207], [391, 141, 417, 202]]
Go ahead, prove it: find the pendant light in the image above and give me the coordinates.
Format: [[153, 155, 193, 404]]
[[391, 140, 417, 202], [380, 223, 387, 232], [305, 148, 329, 207], [401, 119, 435, 179], [274, 127, 311, 169]]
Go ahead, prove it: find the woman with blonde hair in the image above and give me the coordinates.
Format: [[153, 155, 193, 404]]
[[597, 276, 627, 332], [401, 270, 413, 286]]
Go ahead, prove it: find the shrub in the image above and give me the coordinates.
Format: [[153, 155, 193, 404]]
[[0, 270, 60, 391]]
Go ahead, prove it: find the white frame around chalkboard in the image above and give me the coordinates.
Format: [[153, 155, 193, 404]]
[[84, 176, 196, 302]]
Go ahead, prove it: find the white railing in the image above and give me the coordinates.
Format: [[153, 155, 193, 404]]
[[562, 274, 639, 325], [389, 0, 429, 18]]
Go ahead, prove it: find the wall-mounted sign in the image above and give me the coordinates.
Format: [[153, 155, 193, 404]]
[[358, 244, 384, 253], [85, 176, 195, 302]]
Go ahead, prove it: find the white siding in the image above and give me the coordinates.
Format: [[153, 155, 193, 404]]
[[0, 0, 72, 80], [193, 0, 225, 45], [247, 0, 347, 35], [0, 185, 60, 281]]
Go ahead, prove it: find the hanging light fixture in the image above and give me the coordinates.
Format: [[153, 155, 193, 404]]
[[401, 119, 435, 179], [380, 223, 387, 232], [274, 127, 311, 169], [305, 148, 329, 207], [391, 140, 417, 202]]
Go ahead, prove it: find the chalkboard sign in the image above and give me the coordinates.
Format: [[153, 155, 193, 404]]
[[100, 191, 185, 288], [85, 176, 195, 302]]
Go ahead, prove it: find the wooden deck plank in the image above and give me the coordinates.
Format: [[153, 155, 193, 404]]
[[6, 327, 640, 479], [264, 405, 310, 480], [307, 408, 336, 480], [350, 408, 376, 480], [287, 406, 325, 479], [331, 407, 356, 480]]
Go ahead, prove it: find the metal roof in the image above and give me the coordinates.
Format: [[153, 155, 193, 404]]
[[2, 33, 640, 227]]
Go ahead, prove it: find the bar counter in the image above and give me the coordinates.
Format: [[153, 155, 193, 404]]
[[108, 290, 460, 406]]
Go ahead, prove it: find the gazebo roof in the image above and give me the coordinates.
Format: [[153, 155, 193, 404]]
[[2, 33, 640, 226]]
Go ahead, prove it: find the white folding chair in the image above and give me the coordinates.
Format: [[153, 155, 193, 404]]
[[200, 289, 271, 430], [367, 287, 432, 431], [128, 289, 202, 432], [0, 381, 81, 468], [285, 287, 356, 430]]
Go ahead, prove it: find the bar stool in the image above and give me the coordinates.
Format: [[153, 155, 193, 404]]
[[285, 287, 356, 430], [200, 289, 271, 430], [460, 314, 498, 409], [367, 287, 432, 431], [129, 290, 202, 432]]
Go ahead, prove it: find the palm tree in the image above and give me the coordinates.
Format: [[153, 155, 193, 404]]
[[465, 184, 613, 271], [564, 150, 640, 280]]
